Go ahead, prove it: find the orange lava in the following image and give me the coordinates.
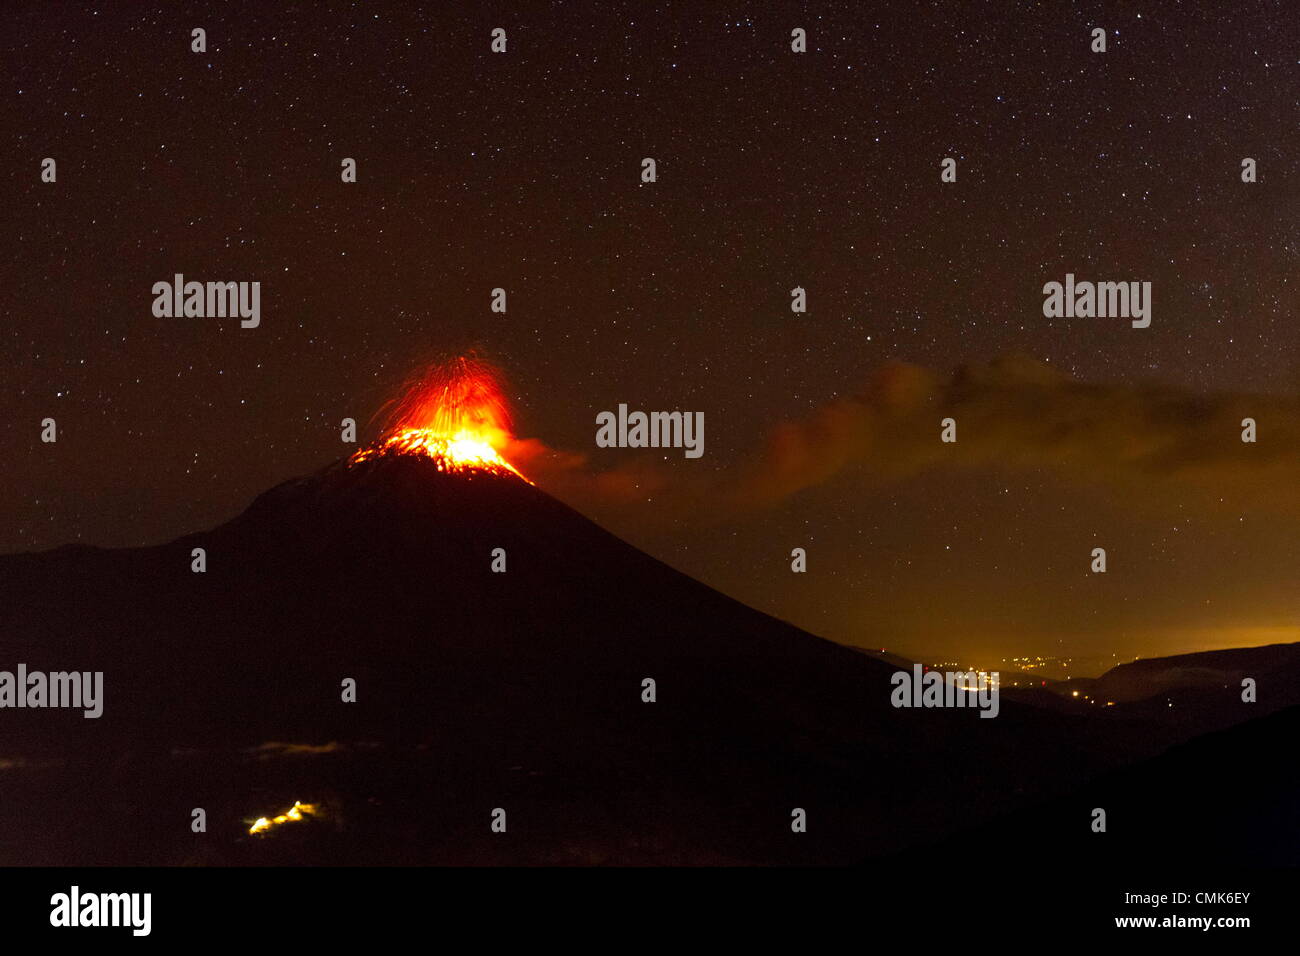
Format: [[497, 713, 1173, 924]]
[[350, 357, 530, 481], [248, 800, 319, 835]]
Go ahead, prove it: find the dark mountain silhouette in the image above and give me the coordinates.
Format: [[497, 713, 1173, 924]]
[[1090, 643, 1300, 707], [0, 454, 1290, 865], [891, 702, 1300, 869]]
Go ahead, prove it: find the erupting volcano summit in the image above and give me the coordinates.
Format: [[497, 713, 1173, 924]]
[[351, 356, 530, 481]]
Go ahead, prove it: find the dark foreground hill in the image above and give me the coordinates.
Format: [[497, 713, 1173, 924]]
[[0, 454, 1288, 865], [893, 702, 1300, 869]]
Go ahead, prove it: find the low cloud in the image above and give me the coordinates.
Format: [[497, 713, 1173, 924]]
[[725, 354, 1299, 515], [518, 355, 1299, 520]]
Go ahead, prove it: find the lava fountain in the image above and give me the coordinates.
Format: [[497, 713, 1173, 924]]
[[351, 356, 530, 481]]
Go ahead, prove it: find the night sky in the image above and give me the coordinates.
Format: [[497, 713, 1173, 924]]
[[3, 2, 1297, 669]]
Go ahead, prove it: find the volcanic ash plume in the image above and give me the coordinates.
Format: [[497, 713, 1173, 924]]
[[351, 356, 530, 481]]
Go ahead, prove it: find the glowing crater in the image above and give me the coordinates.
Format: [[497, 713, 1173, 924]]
[[349, 356, 531, 482], [352, 427, 528, 481]]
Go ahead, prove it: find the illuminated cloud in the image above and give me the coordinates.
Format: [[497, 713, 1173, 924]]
[[508, 354, 1298, 537], [725, 354, 1300, 516]]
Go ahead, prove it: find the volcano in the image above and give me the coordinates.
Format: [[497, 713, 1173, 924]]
[[1, 443, 1293, 865], [0, 449, 1026, 864]]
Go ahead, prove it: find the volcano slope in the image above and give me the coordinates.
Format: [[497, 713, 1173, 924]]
[[0, 453, 1158, 865]]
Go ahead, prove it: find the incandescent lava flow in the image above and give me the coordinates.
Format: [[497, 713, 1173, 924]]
[[350, 356, 530, 482]]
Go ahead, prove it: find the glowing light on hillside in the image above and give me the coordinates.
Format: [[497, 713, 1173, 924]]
[[248, 800, 319, 835]]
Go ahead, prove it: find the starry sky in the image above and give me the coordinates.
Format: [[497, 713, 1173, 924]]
[[3, 2, 1297, 670]]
